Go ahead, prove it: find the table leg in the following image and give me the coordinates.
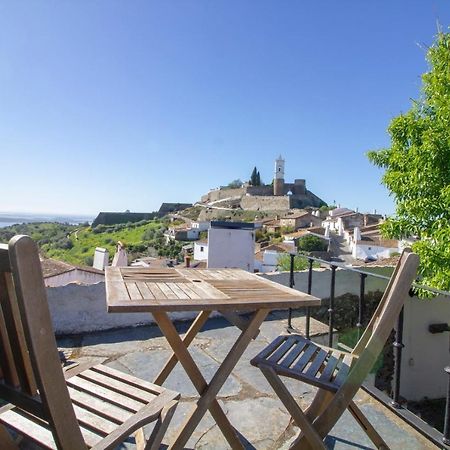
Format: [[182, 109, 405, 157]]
[[157, 309, 269, 450], [152, 311, 244, 450], [154, 310, 211, 385]]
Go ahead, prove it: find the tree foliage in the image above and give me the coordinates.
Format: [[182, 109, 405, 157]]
[[250, 166, 262, 186], [297, 234, 328, 252], [367, 31, 450, 291], [227, 179, 243, 188]]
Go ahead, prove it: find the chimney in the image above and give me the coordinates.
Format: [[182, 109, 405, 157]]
[[93, 247, 109, 270], [112, 241, 128, 267]]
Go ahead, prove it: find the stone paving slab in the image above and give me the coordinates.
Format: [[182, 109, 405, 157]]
[[57, 313, 438, 450]]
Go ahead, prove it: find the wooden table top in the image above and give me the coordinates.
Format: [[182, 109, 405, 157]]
[[106, 267, 321, 312]]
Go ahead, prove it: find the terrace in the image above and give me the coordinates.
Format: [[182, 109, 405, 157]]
[[57, 311, 436, 449], [5, 240, 448, 450]]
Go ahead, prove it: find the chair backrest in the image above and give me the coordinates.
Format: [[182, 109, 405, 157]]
[[313, 249, 419, 438], [0, 235, 85, 448], [344, 248, 419, 391]]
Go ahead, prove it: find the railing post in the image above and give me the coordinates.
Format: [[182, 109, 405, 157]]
[[391, 307, 404, 408], [443, 366, 450, 445], [306, 258, 313, 340], [328, 265, 336, 348], [357, 273, 367, 339], [287, 253, 295, 329]]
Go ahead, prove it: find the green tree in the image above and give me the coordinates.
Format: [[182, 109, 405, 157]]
[[250, 166, 262, 186], [297, 235, 328, 252], [367, 31, 450, 291], [227, 179, 243, 188]]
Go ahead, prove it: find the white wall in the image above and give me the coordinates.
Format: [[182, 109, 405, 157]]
[[194, 242, 208, 261], [353, 242, 398, 260], [400, 295, 450, 401], [45, 270, 105, 287], [191, 221, 210, 231], [207, 228, 255, 272], [47, 282, 203, 335]]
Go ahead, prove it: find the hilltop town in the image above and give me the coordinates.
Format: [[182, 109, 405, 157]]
[[54, 156, 400, 277], [0, 156, 402, 281]]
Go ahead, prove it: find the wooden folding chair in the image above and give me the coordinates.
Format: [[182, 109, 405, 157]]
[[0, 235, 179, 449], [251, 249, 419, 450]]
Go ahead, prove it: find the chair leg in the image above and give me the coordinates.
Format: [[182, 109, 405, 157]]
[[348, 401, 390, 450], [259, 365, 326, 450], [288, 389, 334, 450], [305, 388, 333, 421], [145, 400, 178, 450]]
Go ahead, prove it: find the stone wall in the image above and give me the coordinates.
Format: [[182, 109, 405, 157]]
[[240, 196, 290, 211], [207, 188, 246, 202]]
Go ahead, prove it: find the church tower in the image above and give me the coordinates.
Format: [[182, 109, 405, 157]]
[[273, 155, 285, 196]]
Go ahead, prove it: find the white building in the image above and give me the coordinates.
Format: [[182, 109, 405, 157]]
[[207, 221, 255, 272], [193, 240, 209, 261], [254, 242, 295, 273], [191, 221, 210, 232], [41, 259, 104, 287]]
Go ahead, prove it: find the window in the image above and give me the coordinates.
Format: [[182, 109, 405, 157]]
[[200, 246, 204, 252]]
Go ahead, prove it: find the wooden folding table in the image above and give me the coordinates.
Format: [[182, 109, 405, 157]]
[[106, 267, 321, 449]]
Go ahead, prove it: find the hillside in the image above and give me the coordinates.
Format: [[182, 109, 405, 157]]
[[0, 219, 182, 266]]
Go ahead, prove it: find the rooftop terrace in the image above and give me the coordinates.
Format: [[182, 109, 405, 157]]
[[57, 312, 437, 449]]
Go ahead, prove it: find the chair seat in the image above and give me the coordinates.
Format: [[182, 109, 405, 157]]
[[250, 334, 357, 392], [0, 364, 180, 449]]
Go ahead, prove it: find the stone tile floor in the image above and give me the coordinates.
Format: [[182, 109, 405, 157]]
[[57, 312, 438, 450]]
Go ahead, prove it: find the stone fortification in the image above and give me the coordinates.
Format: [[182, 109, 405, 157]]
[[240, 196, 290, 211], [200, 157, 326, 211]]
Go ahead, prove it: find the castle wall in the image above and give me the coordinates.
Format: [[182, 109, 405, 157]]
[[246, 185, 273, 196], [240, 196, 290, 211], [206, 187, 246, 202]]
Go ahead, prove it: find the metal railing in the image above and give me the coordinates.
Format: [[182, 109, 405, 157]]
[[286, 254, 450, 449]]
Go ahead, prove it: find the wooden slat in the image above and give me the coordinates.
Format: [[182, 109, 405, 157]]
[[0, 409, 57, 450], [292, 343, 318, 372], [73, 403, 116, 434], [252, 335, 286, 362], [268, 336, 296, 363], [92, 364, 167, 395], [146, 282, 166, 299], [177, 283, 201, 299], [125, 282, 142, 301], [305, 348, 329, 379], [68, 386, 131, 423], [0, 245, 10, 272], [280, 339, 308, 368], [333, 354, 353, 386], [67, 376, 145, 412], [78, 369, 156, 403], [318, 353, 342, 383], [136, 282, 154, 299], [0, 272, 37, 395], [157, 283, 179, 300], [166, 283, 190, 300]]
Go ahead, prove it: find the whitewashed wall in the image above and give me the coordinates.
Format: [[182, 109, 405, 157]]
[[353, 242, 398, 260], [194, 242, 208, 261], [207, 228, 255, 272], [45, 269, 105, 287], [47, 282, 202, 335]]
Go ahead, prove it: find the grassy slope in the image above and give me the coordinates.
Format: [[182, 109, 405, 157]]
[[42, 221, 163, 265]]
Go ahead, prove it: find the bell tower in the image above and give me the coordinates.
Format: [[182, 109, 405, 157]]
[[273, 155, 285, 196]]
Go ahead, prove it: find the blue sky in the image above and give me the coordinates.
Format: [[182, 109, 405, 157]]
[[1, 1, 449, 216]]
